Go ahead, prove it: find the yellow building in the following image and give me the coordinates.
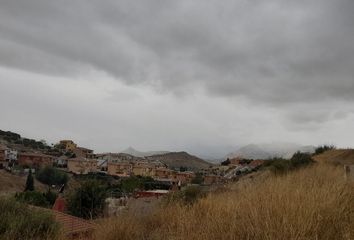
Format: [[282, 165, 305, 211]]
[[67, 157, 97, 174], [107, 162, 132, 177], [132, 162, 156, 177], [59, 140, 77, 152]]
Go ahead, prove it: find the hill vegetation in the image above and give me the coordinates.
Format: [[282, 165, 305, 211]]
[[313, 148, 354, 165], [0, 197, 60, 240], [95, 163, 353, 240]]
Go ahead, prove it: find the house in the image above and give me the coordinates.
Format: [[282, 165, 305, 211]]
[[155, 167, 174, 179], [18, 152, 54, 167], [59, 140, 77, 152], [107, 162, 132, 177], [67, 157, 97, 174], [73, 147, 95, 159], [132, 162, 156, 177], [174, 171, 196, 184], [55, 156, 69, 168]]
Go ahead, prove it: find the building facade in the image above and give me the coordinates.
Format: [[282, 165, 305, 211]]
[[67, 157, 97, 174]]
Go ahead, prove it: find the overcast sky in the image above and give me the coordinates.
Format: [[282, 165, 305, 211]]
[[0, 0, 353, 158]]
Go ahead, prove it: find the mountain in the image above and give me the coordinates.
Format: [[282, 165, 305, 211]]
[[120, 147, 170, 158], [146, 151, 212, 171], [226, 143, 315, 160]]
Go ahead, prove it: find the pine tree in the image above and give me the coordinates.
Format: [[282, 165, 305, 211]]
[[25, 169, 34, 191]]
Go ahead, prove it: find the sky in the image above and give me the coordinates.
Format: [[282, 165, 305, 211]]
[[0, 0, 353, 158]]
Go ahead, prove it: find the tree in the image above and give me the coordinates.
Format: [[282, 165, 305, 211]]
[[191, 173, 204, 184], [290, 152, 314, 168], [36, 166, 68, 187], [67, 179, 107, 219], [25, 169, 34, 191], [314, 145, 336, 155], [221, 158, 231, 166]]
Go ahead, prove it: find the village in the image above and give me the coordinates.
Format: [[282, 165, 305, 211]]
[[0, 137, 267, 238], [1, 139, 265, 188]]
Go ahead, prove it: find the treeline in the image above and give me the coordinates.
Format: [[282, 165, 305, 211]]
[[0, 129, 51, 150]]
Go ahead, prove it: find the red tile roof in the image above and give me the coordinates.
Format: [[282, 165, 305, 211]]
[[52, 210, 95, 237]]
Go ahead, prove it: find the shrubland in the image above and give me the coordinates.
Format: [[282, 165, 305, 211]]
[[95, 163, 354, 240]]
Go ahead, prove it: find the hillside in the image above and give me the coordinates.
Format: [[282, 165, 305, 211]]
[[0, 129, 60, 156], [0, 170, 46, 196], [147, 152, 211, 171], [227, 143, 315, 159], [313, 149, 354, 165], [95, 164, 354, 240]]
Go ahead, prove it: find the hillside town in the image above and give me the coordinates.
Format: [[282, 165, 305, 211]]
[[0, 130, 269, 239], [1, 138, 265, 188]]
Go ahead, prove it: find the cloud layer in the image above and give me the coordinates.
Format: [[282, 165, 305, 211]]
[[0, 0, 353, 157]]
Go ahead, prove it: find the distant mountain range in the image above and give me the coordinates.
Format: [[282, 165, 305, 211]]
[[120, 147, 170, 158], [226, 143, 315, 160], [146, 151, 212, 171], [120, 147, 211, 170]]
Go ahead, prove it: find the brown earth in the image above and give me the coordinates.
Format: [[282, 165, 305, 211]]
[[0, 169, 47, 196]]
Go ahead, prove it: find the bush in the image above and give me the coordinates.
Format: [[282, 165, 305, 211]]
[[120, 176, 154, 193], [314, 145, 336, 155], [15, 191, 50, 208], [67, 179, 107, 219], [290, 151, 314, 168], [0, 197, 60, 239], [264, 158, 291, 174], [165, 186, 206, 205], [221, 158, 231, 166], [191, 173, 204, 184], [265, 152, 314, 175], [36, 166, 68, 186]]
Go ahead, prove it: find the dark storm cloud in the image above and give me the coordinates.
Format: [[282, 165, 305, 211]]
[[1, 0, 354, 128]]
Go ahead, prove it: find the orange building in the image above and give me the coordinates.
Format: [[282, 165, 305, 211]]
[[155, 167, 173, 179], [73, 147, 95, 159], [67, 157, 97, 174], [18, 152, 54, 167], [132, 162, 156, 177], [107, 162, 132, 177], [175, 171, 196, 184]]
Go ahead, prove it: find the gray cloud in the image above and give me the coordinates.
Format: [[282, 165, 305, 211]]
[[1, 0, 354, 102], [0, 0, 354, 156]]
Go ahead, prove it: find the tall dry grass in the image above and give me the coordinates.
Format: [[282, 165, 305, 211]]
[[95, 164, 354, 240]]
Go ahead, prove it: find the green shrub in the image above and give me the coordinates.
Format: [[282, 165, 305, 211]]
[[0, 197, 60, 239], [290, 152, 314, 168], [191, 173, 204, 184], [36, 166, 68, 186], [165, 186, 206, 205], [15, 191, 50, 208], [120, 176, 154, 193], [67, 179, 107, 219], [264, 158, 291, 175], [314, 145, 336, 155]]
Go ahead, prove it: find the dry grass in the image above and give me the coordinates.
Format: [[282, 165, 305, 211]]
[[95, 164, 354, 240]]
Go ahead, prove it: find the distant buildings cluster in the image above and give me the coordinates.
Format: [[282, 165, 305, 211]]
[[1, 140, 265, 187]]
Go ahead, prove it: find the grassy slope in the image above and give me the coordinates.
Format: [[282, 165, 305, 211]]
[[95, 164, 354, 240], [313, 149, 354, 165], [0, 170, 46, 195]]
